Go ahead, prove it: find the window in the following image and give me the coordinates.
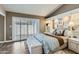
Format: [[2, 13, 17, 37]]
[[12, 17, 39, 41]]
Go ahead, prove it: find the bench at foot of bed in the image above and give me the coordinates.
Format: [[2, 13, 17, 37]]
[[27, 36, 43, 54]]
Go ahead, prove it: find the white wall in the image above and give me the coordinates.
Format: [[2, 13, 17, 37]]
[[0, 5, 5, 16]]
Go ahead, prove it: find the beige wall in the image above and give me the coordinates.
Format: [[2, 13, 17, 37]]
[[71, 13, 79, 26], [0, 15, 4, 41], [62, 13, 79, 26], [40, 17, 45, 32], [6, 12, 45, 40]]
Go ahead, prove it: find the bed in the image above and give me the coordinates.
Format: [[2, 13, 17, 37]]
[[34, 33, 68, 54], [26, 36, 42, 54]]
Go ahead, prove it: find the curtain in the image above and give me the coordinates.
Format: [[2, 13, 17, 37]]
[[12, 16, 39, 41]]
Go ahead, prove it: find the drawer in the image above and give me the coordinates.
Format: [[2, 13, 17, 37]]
[[69, 42, 77, 51], [69, 39, 75, 43], [68, 39, 79, 53]]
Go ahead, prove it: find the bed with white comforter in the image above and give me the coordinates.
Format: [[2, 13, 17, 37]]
[[33, 33, 67, 54], [26, 33, 68, 54]]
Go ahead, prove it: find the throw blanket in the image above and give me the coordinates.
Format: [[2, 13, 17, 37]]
[[34, 33, 63, 54]]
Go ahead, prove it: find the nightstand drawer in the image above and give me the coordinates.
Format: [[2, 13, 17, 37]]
[[68, 38, 79, 53], [69, 42, 77, 51]]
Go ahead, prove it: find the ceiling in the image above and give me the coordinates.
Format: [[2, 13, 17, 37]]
[[2, 4, 62, 16]]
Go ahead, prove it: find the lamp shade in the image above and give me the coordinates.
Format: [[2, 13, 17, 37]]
[[69, 21, 74, 26]]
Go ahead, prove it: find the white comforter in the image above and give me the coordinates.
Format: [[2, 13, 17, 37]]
[[34, 33, 60, 54]]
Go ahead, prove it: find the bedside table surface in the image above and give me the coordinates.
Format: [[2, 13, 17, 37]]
[[69, 38, 79, 44], [69, 38, 79, 41]]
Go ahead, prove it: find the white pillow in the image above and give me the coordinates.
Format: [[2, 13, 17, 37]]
[[49, 29, 55, 34]]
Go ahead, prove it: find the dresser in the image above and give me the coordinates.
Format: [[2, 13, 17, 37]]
[[68, 38, 79, 53]]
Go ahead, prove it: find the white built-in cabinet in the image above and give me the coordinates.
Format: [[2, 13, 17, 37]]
[[68, 38, 79, 53]]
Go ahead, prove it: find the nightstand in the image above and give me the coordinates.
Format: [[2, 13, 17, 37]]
[[68, 38, 79, 53]]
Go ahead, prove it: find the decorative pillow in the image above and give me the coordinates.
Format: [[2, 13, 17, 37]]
[[49, 29, 54, 34], [52, 29, 65, 36], [52, 29, 56, 35], [55, 29, 63, 36]]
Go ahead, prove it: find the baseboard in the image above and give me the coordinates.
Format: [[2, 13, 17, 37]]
[[0, 39, 26, 43]]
